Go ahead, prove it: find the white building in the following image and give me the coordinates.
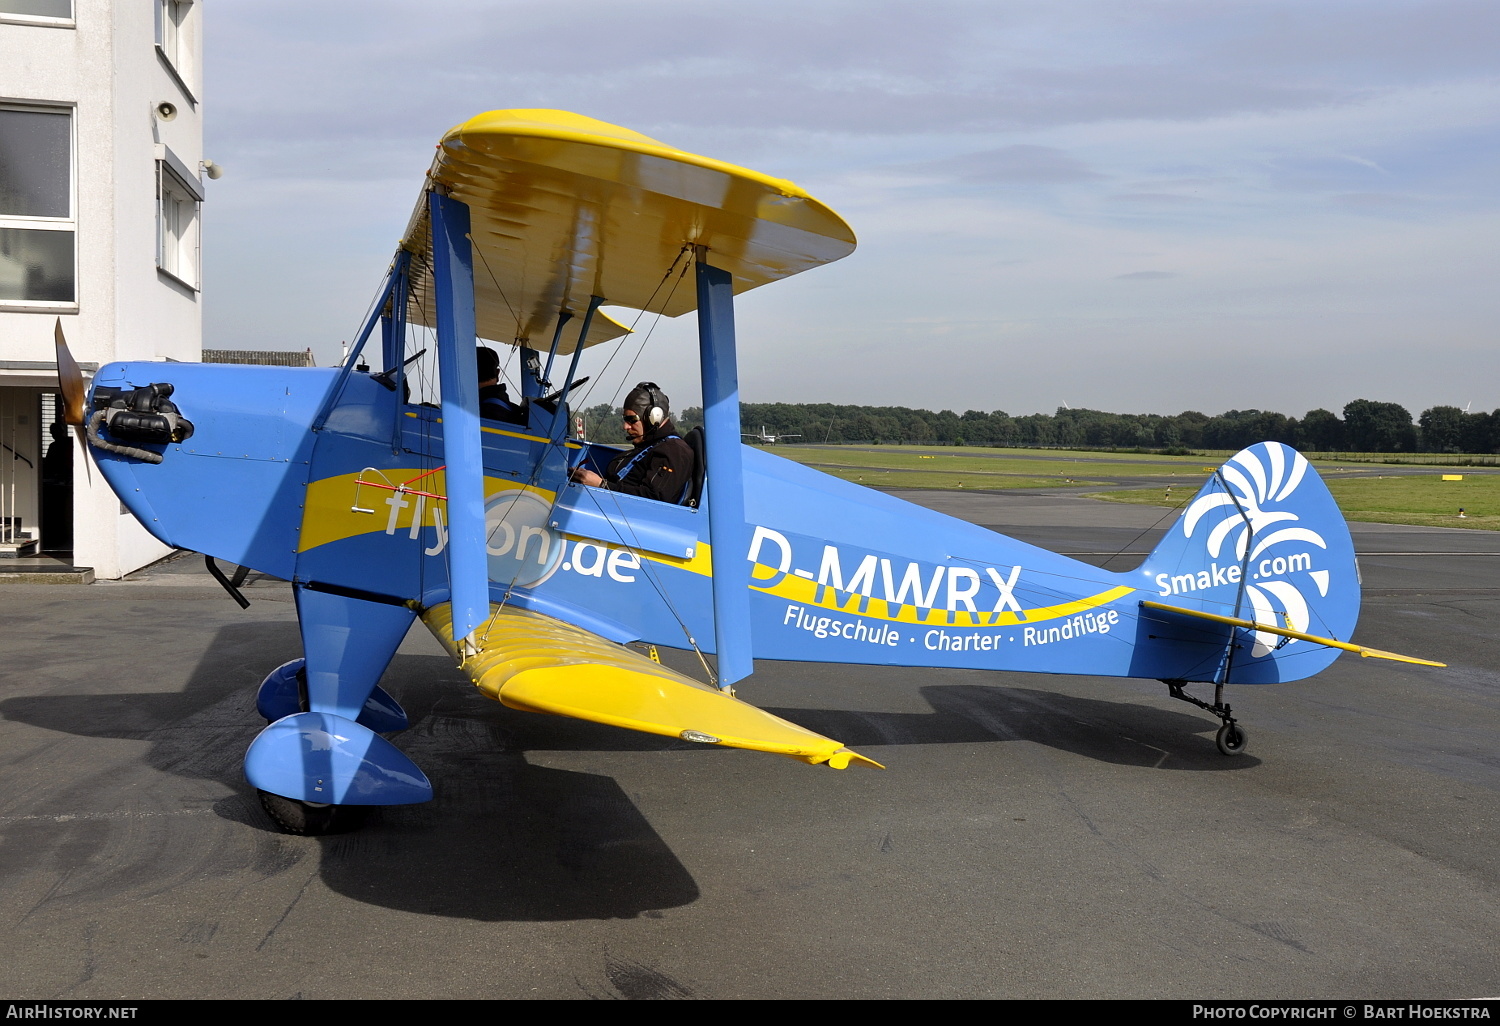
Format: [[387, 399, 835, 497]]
[[1, 0, 207, 578]]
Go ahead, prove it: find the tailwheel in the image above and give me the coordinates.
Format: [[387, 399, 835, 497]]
[[257, 790, 370, 836], [1163, 680, 1250, 758], [1215, 722, 1249, 757]]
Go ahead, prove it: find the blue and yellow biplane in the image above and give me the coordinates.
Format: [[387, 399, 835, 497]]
[[56, 110, 1442, 834]]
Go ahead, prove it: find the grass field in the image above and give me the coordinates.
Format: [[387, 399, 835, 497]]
[[769, 444, 1500, 530], [772, 467, 1113, 490], [1086, 474, 1500, 531], [773, 444, 1215, 487]]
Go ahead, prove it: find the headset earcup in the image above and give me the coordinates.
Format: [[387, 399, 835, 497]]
[[649, 406, 663, 426]]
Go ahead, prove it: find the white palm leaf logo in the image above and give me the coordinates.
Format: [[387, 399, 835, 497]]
[[1181, 444, 1329, 657]]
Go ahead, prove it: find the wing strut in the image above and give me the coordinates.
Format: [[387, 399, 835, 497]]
[[429, 190, 489, 648], [540, 310, 572, 388], [312, 251, 409, 432], [695, 250, 752, 688], [550, 297, 602, 443]]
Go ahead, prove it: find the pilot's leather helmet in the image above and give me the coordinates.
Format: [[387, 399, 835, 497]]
[[476, 346, 501, 382], [624, 382, 669, 428]]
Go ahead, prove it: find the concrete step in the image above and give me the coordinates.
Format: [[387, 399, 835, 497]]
[[0, 564, 95, 585]]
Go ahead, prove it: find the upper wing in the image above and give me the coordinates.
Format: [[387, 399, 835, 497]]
[[422, 602, 882, 769], [401, 108, 857, 351]]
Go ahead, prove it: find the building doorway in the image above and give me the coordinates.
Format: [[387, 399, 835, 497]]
[[39, 391, 72, 555], [0, 387, 71, 559]]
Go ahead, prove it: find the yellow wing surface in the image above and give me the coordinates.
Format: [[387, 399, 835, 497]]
[[402, 108, 858, 351], [422, 603, 883, 770]]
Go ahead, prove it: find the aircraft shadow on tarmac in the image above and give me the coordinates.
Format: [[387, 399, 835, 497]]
[[1, 622, 700, 921], [0, 620, 1251, 923], [472, 679, 1255, 772], [767, 685, 1257, 772]]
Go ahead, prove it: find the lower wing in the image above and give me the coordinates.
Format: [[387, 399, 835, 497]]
[[422, 602, 883, 769]]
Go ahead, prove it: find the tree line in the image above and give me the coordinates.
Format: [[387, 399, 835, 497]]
[[579, 400, 1500, 454]]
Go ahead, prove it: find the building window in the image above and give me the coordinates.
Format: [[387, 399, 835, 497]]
[[0, 105, 75, 306], [156, 1, 189, 68], [0, 1, 73, 24], [157, 159, 200, 288], [154, 1, 196, 102]]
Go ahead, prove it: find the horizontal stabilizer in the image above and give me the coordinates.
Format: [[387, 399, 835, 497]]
[[423, 603, 882, 769], [1141, 600, 1445, 668]]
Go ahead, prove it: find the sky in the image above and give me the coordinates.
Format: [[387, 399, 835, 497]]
[[202, 0, 1500, 419]]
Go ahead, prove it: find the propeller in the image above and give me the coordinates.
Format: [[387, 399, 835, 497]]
[[53, 318, 91, 481], [54, 319, 83, 424]]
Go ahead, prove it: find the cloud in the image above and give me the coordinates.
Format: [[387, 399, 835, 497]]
[[1108, 193, 1201, 204], [1328, 192, 1424, 212], [199, 1, 1500, 417], [209, 1, 1500, 152], [893, 145, 1105, 184]]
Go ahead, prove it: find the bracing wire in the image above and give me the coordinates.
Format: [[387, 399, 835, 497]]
[[607, 256, 692, 407], [1099, 496, 1191, 570], [404, 239, 710, 681], [344, 258, 399, 372], [468, 232, 519, 326], [405, 286, 439, 407], [575, 245, 692, 411], [468, 247, 713, 680], [469, 234, 526, 395], [587, 480, 718, 684]]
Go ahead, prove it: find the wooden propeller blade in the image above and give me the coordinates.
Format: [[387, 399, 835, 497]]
[[54, 318, 85, 427], [53, 318, 92, 482]]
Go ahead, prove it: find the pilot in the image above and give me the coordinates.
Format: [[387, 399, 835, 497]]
[[570, 382, 694, 504], [475, 346, 516, 419]]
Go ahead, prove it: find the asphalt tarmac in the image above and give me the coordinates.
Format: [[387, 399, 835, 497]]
[[0, 492, 1495, 1000]]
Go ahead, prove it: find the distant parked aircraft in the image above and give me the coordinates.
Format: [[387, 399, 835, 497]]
[[743, 425, 802, 444]]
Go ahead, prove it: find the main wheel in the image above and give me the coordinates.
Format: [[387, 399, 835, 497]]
[[257, 790, 370, 836], [1215, 722, 1248, 756]]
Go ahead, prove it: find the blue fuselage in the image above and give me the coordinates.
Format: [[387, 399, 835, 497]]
[[90, 361, 1350, 687]]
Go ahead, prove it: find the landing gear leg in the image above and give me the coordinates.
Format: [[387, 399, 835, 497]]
[[1163, 679, 1248, 757], [245, 587, 432, 835]]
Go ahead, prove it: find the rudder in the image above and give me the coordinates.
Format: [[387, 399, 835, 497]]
[[1134, 442, 1359, 684]]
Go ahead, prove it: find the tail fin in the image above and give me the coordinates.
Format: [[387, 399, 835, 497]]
[[1135, 442, 1360, 684]]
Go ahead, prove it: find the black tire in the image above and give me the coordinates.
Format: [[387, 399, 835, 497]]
[[1216, 722, 1249, 756], [257, 790, 370, 836]]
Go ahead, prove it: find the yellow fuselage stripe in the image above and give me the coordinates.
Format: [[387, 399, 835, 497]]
[[752, 571, 1135, 630], [298, 472, 554, 553], [299, 464, 1132, 628]]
